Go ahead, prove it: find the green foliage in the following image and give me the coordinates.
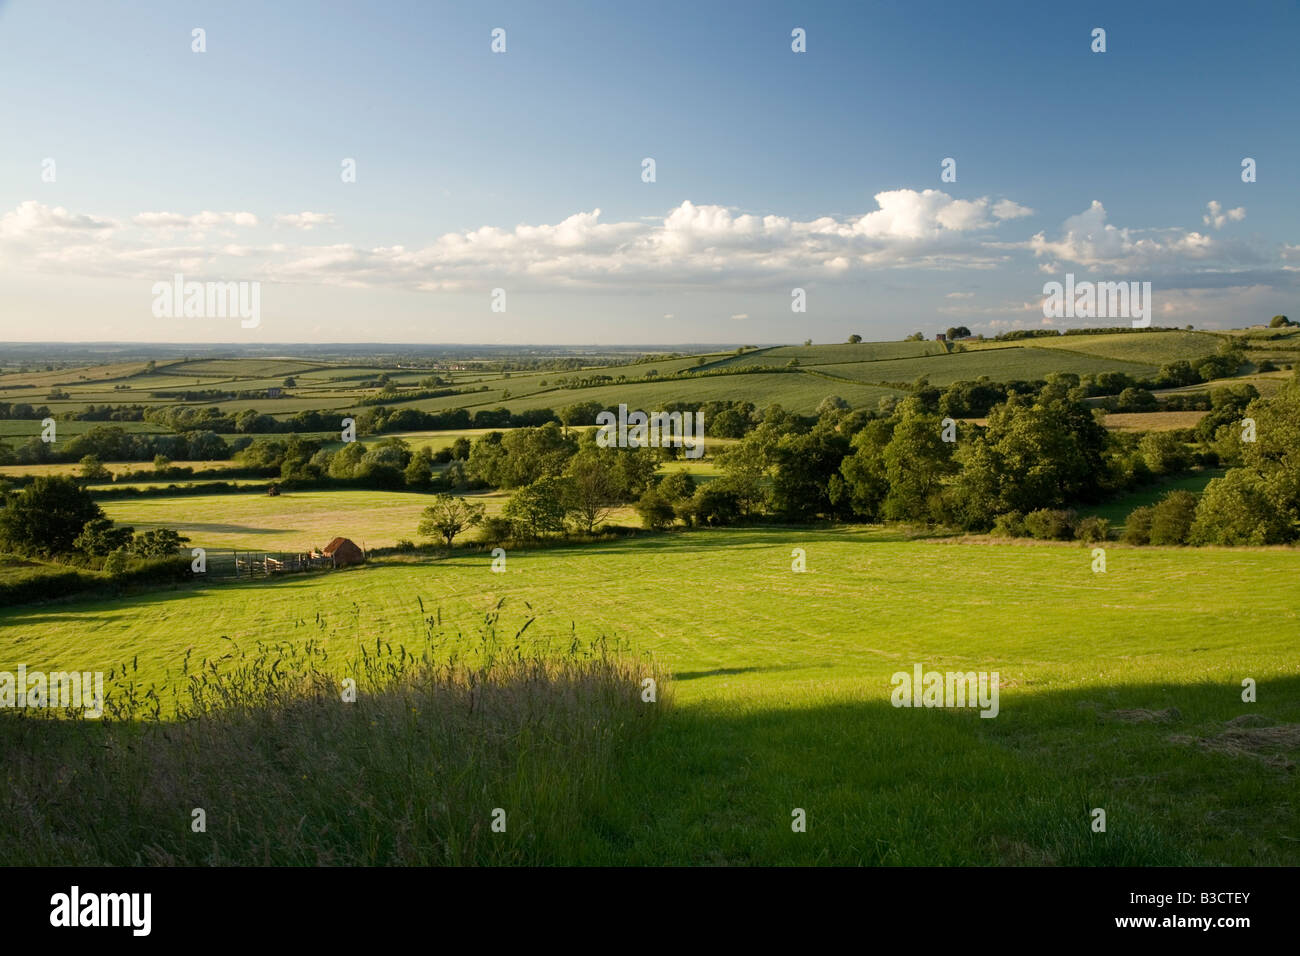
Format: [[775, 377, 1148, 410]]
[[73, 517, 134, 556], [476, 515, 514, 547], [403, 446, 435, 489], [689, 484, 741, 526], [130, 528, 191, 558], [771, 424, 851, 520], [1074, 515, 1110, 544], [78, 454, 111, 482], [658, 469, 696, 502], [634, 487, 676, 530], [102, 547, 129, 577], [0, 475, 104, 556], [1022, 508, 1076, 541], [990, 510, 1026, 538], [417, 494, 486, 547], [1138, 431, 1192, 476], [1123, 506, 1155, 545], [881, 404, 957, 524], [1190, 469, 1292, 545], [469, 423, 576, 489], [502, 476, 573, 539], [839, 418, 895, 521], [1146, 490, 1198, 545]]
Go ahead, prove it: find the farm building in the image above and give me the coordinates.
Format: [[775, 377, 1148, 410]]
[[322, 537, 365, 567]]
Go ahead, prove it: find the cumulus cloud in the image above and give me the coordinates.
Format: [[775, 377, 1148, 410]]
[[0, 201, 116, 238], [992, 198, 1033, 220], [1027, 200, 1250, 269], [849, 189, 1032, 239], [0, 193, 1286, 298], [1202, 200, 1245, 229], [274, 212, 336, 230], [132, 210, 259, 229]]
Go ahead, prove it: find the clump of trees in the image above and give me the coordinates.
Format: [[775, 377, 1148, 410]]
[[0, 477, 191, 592]]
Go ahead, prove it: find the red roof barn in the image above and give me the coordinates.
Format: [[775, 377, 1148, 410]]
[[322, 537, 365, 567]]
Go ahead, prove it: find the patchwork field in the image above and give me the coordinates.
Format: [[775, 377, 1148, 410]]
[[815, 346, 1157, 386], [2, 526, 1296, 865], [98, 488, 515, 551], [1028, 330, 1222, 364]]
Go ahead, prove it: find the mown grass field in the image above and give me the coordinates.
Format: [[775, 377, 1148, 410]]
[[1155, 370, 1294, 398], [1080, 470, 1226, 532], [1098, 411, 1205, 431], [1028, 330, 1221, 364], [0, 419, 165, 438], [2, 526, 1296, 865], [816, 346, 1156, 386], [710, 341, 947, 367], [97, 488, 518, 551]]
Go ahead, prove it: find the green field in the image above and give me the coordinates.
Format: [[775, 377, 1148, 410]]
[[816, 346, 1157, 386], [98, 488, 518, 551], [1029, 330, 1222, 364], [2, 526, 1296, 864], [0, 419, 167, 439], [710, 341, 947, 368], [1080, 470, 1226, 532]]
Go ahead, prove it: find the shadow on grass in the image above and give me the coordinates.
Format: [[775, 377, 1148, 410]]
[[674, 664, 820, 681], [3, 671, 1295, 866]]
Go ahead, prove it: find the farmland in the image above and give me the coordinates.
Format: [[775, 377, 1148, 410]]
[[2, 333, 1296, 867], [0, 330, 1229, 438], [101, 488, 509, 551], [1, 526, 1296, 865]]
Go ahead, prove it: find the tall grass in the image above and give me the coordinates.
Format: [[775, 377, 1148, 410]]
[[0, 600, 668, 865]]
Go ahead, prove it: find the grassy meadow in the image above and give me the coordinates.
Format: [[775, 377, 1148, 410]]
[[97, 488, 512, 551], [2, 526, 1296, 865], [3, 336, 1296, 867]]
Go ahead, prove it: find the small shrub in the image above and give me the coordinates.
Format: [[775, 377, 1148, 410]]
[[477, 515, 514, 547], [1123, 506, 1155, 545], [1023, 508, 1077, 541], [1074, 516, 1111, 544], [991, 511, 1026, 538], [103, 548, 129, 578], [635, 488, 676, 531], [1148, 490, 1199, 545]]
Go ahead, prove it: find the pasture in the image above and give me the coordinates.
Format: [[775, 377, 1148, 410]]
[[1028, 330, 1221, 364], [815, 346, 1156, 386], [98, 488, 515, 551], [1, 526, 1296, 864]]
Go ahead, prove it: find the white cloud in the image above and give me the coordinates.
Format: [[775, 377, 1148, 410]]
[[849, 189, 1031, 240], [992, 199, 1033, 220], [1028, 200, 1246, 269], [1, 194, 1286, 300], [132, 210, 259, 229], [0, 201, 116, 238], [1202, 200, 1245, 229], [274, 212, 336, 230], [729, 313, 748, 320]]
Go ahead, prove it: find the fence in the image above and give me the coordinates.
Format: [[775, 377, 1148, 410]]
[[203, 549, 336, 579]]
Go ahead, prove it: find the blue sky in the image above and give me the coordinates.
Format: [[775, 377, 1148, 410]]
[[1, 0, 1295, 344]]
